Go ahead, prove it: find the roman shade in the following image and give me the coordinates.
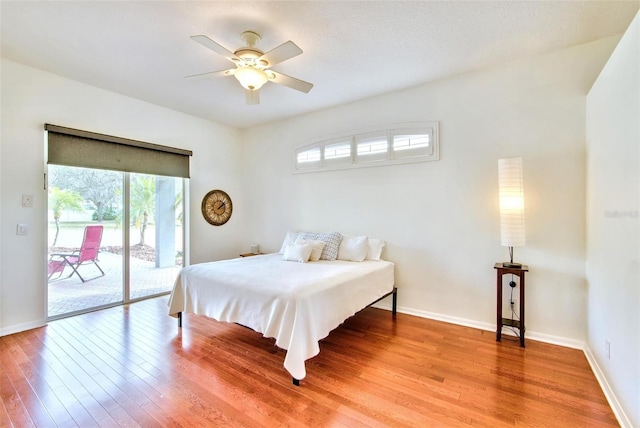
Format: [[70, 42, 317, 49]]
[[45, 124, 192, 178]]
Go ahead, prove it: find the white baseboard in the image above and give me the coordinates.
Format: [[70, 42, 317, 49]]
[[374, 302, 584, 349], [0, 319, 47, 337], [583, 345, 633, 428]]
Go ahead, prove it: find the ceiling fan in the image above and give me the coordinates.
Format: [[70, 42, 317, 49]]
[[186, 30, 313, 105]]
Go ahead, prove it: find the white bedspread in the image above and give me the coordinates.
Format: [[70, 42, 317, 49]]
[[168, 253, 394, 380]]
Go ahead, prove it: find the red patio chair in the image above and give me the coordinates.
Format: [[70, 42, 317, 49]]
[[48, 225, 105, 282]]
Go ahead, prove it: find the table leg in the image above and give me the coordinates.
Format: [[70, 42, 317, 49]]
[[496, 273, 502, 342], [519, 274, 525, 347]]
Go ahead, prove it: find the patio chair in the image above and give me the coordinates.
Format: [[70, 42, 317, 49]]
[[48, 225, 105, 282]]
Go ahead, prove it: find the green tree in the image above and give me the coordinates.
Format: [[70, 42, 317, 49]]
[[49, 165, 121, 221], [49, 187, 84, 246], [130, 175, 156, 245]]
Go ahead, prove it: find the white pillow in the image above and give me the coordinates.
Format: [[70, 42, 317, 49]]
[[295, 238, 326, 262], [278, 231, 299, 254], [282, 243, 313, 263], [337, 235, 369, 262], [366, 238, 386, 260]]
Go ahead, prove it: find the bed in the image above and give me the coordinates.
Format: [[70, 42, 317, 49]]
[[167, 253, 396, 384]]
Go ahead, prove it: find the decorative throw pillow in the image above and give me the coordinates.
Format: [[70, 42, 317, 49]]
[[294, 238, 326, 262], [366, 238, 386, 261], [282, 243, 313, 263], [278, 231, 299, 254], [297, 231, 342, 261], [337, 235, 369, 262]]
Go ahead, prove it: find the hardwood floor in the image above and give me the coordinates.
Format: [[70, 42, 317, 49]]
[[1, 296, 617, 427]]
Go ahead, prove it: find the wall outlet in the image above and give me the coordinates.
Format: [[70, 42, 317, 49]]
[[605, 340, 611, 359]]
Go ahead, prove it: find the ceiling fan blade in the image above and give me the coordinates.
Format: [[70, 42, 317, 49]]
[[246, 89, 260, 105], [191, 35, 239, 63], [258, 41, 303, 67], [184, 69, 235, 81], [269, 71, 313, 93]]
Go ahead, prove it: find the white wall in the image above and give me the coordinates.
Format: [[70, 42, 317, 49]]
[[586, 13, 639, 428], [0, 59, 245, 334], [240, 36, 620, 343]]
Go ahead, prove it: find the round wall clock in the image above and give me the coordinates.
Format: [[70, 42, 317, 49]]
[[201, 189, 233, 226]]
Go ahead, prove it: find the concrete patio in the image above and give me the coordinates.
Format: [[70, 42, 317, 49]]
[[47, 221, 183, 318], [48, 250, 181, 317]]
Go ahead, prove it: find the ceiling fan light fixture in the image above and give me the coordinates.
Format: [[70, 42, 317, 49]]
[[188, 30, 312, 104], [234, 66, 268, 90]]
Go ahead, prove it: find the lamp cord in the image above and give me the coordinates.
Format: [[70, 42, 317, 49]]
[[507, 274, 521, 339]]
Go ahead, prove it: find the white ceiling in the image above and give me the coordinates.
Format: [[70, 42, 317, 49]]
[[1, 1, 638, 129]]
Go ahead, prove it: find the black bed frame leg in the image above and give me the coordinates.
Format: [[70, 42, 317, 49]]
[[178, 312, 182, 328], [292, 378, 300, 386], [392, 287, 397, 316]]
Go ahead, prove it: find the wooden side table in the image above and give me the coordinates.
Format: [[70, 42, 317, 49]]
[[239, 252, 263, 257], [495, 263, 528, 347]]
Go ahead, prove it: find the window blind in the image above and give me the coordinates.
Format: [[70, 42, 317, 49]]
[[45, 124, 193, 178]]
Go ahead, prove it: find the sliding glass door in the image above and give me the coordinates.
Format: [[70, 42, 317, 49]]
[[47, 165, 124, 317], [47, 165, 184, 319], [129, 173, 183, 300]]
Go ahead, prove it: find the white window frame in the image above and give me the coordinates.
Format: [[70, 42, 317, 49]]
[[294, 122, 439, 173]]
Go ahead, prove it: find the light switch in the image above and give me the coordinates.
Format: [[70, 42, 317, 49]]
[[17, 224, 29, 235], [22, 194, 34, 207]]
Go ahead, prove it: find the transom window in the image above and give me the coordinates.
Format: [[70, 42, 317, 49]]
[[393, 133, 430, 151], [324, 142, 351, 160], [294, 122, 439, 173], [296, 147, 321, 168]]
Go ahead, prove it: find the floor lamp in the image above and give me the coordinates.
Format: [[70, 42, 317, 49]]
[[498, 157, 525, 268]]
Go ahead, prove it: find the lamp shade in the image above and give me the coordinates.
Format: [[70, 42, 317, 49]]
[[498, 157, 525, 247], [234, 66, 268, 90]]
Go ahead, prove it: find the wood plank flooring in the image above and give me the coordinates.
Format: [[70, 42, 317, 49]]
[[1, 296, 618, 427]]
